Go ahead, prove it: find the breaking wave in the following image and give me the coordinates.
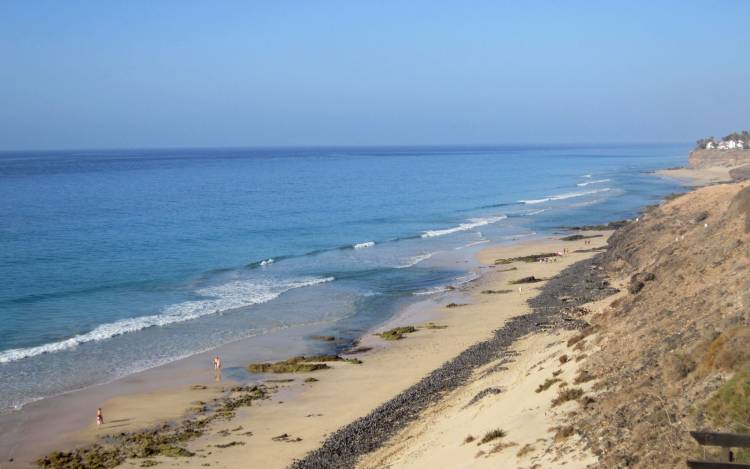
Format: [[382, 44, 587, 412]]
[[0, 276, 334, 364], [353, 241, 375, 249], [577, 178, 610, 187], [519, 188, 611, 205], [421, 215, 507, 238], [395, 252, 435, 268]]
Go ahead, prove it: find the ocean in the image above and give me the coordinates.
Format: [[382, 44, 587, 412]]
[[0, 144, 687, 413]]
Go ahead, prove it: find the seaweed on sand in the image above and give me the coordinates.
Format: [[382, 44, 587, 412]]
[[495, 253, 557, 264], [38, 386, 269, 468], [376, 326, 417, 341], [247, 354, 364, 373]]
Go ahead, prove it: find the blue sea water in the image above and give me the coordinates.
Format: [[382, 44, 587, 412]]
[[0, 144, 688, 412]]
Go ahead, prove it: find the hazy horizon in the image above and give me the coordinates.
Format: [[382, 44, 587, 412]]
[[1, 1, 748, 151], [0, 141, 694, 154]]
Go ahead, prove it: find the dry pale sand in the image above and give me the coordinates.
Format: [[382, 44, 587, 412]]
[[57, 233, 609, 469], [359, 287, 621, 469], [656, 166, 735, 186]]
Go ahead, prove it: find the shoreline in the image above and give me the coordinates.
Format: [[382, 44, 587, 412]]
[[0, 235, 513, 466], [8, 231, 613, 469], [295, 237, 616, 468]]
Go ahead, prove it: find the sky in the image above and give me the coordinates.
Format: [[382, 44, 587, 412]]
[[1, 1, 749, 150]]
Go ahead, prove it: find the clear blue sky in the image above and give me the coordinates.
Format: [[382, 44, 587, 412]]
[[1, 1, 748, 150]]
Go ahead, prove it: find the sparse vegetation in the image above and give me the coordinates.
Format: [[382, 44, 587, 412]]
[[536, 378, 562, 393], [488, 441, 517, 454], [552, 425, 575, 442], [479, 429, 506, 445], [214, 441, 245, 449], [551, 388, 584, 407], [516, 443, 535, 457], [446, 302, 468, 308], [559, 354, 569, 364], [662, 353, 696, 382], [481, 289, 513, 294], [697, 327, 750, 376], [573, 369, 594, 384], [464, 435, 475, 444], [705, 368, 750, 432], [567, 327, 594, 347]]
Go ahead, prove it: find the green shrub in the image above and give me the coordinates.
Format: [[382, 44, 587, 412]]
[[479, 429, 506, 444]]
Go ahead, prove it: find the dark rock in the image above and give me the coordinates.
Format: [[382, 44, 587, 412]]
[[694, 212, 709, 223], [510, 276, 543, 284], [629, 281, 645, 294]]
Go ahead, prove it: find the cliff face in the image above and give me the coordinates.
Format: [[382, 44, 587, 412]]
[[689, 148, 750, 168], [571, 181, 750, 468]]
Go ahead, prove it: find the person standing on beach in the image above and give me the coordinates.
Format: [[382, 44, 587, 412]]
[[96, 408, 103, 426]]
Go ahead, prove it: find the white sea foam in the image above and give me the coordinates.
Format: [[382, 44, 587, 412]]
[[353, 241, 375, 249], [395, 252, 435, 268], [259, 258, 274, 266], [519, 197, 550, 205], [413, 271, 481, 295], [568, 198, 605, 208], [455, 239, 490, 250], [520, 188, 610, 204], [413, 286, 451, 296], [0, 276, 334, 364], [456, 271, 481, 285], [577, 178, 610, 187], [421, 215, 507, 238], [522, 208, 547, 216], [582, 174, 592, 178]]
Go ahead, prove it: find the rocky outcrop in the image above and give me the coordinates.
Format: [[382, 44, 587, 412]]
[[688, 148, 750, 169], [729, 164, 750, 181]]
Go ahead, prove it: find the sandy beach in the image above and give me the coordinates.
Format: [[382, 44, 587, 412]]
[[656, 166, 735, 186], [8, 232, 611, 469]]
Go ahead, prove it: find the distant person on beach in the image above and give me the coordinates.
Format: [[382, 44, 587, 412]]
[[213, 356, 223, 382], [96, 408, 103, 426]]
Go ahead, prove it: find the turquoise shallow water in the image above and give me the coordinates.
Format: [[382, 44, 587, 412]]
[[0, 144, 687, 412]]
